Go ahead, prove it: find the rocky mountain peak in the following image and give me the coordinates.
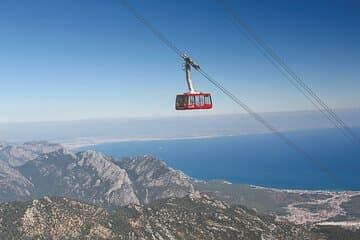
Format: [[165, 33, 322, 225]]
[[42, 146, 76, 160], [77, 149, 103, 159], [118, 155, 194, 204]]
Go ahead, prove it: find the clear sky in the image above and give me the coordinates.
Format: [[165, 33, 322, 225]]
[[1, 0, 359, 122]]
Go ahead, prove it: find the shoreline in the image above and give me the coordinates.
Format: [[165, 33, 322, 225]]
[[58, 126, 343, 149], [56, 125, 360, 150], [60, 134, 247, 149]]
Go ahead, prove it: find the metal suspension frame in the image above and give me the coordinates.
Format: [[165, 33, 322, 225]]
[[182, 54, 200, 93]]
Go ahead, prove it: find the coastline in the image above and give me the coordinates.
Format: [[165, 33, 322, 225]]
[[59, 134, 243, 149], [57, 125, 360, 150]]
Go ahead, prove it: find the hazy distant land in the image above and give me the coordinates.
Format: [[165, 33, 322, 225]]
[[1, 109, 358, 148]]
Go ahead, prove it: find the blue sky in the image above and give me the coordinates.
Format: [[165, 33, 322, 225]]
[[1, 0, 359, 122]]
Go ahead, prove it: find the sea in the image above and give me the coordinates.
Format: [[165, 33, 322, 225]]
[[77, 127, 360, 191]]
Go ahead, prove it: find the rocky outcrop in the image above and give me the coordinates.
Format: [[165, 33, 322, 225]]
[[118, 155, 194, 204]]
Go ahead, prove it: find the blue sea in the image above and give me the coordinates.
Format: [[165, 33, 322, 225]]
[[77, 128, 360, 191]]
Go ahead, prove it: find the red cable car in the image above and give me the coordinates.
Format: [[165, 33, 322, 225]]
[[175, 55, 213, 110], [176, 93, 212, 110]]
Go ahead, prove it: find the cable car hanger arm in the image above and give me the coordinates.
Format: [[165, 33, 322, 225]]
[[182, 54, 200, 93]]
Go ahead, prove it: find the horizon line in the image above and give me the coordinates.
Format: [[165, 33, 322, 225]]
[[1, 106, 359, 125]]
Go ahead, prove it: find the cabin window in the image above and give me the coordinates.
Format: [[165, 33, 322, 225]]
[[195, 95, 205, 105], [176, 95, 186, 107], [204, 95, 211, 104], [189, 96, 195, 105]]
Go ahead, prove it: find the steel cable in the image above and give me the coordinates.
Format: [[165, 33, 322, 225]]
[[216, 0, 360, 146]]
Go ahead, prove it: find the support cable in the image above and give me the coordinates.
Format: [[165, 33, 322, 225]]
[[216, 0, 360, 146]]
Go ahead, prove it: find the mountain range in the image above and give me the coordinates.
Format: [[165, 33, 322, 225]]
[[0, 142, 194, 207], [0, 141, 359, 239]]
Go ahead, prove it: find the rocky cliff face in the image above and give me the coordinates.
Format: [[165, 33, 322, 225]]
[[0, 160, 34, 201], [18, 148, 139, 207], [118, 156, 194, 204], [0, 194, 322, 240]]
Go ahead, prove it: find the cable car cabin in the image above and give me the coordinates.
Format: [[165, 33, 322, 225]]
[[176, 93, 212, 110]]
